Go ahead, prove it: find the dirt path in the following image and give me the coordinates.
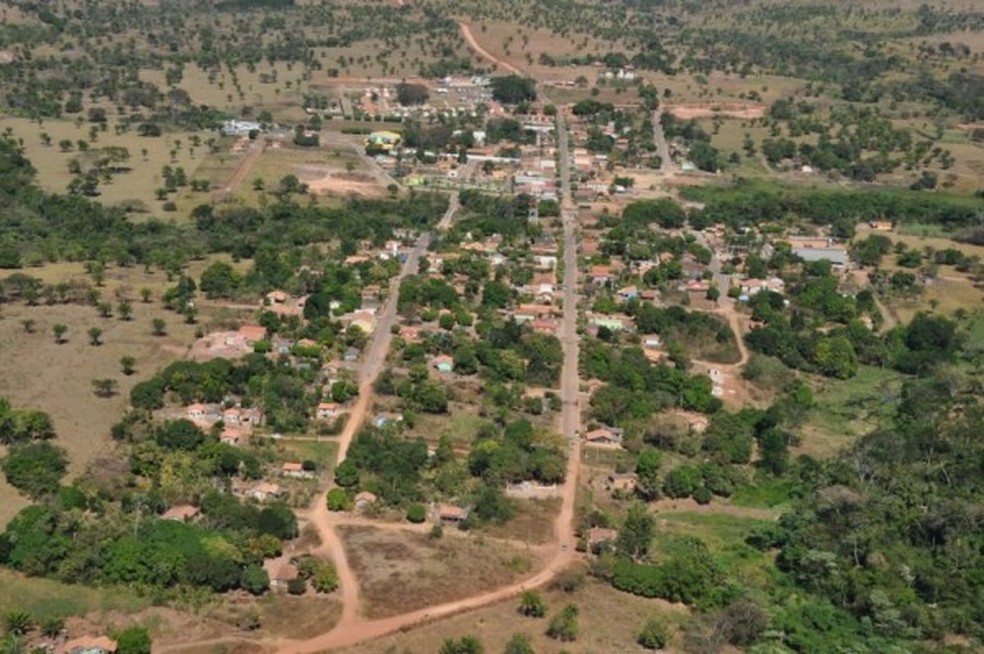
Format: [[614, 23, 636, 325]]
[[458, 22, 523, 76], [222, 138, 265, 193]]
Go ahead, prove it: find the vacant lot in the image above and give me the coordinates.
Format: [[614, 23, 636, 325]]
[[337, 572, 687, 654], [338, 525, 544, 619]]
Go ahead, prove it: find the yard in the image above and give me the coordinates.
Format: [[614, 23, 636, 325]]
[[338, 525, 546, 620]]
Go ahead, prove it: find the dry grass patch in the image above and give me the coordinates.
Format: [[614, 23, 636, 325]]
[[338, 574, 687, 654], [482, 498, 561, 545], [0, 292, 201, 524], [338, 525, 543, 619]]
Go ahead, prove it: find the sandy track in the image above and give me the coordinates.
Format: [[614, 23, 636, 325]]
[[459, 23, 523, 76]]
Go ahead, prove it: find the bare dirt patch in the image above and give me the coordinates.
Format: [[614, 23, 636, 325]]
[[666, 102, 766, 120], [298, 164, 386, 197], [338, 525, 544, 619]]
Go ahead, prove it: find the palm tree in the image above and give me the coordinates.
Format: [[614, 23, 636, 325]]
[[118, 300, 133, 320], [3, 611, 32, 636], [120, 355, 136, 375], [88, 327, 103, 346]]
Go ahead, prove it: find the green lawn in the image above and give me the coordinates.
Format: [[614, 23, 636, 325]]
[[799, 366, 904, 457], [0, 569, 149, 620], [654, 513, 778, 587]]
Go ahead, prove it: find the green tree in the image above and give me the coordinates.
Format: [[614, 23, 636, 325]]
[[617, 503, 655, 560], [151, 318, 167, 336], [118, 300, 133, 321], [120, 355, 136, 375], [546, 604, 579, 642], [518, 590, 546, 618], [1, 442, 68, 499], [87, 327, 103, 346], [635, 447, 662, 500], [241, 564, 270, 595], [52, 323, 67, 344], [334, 460, 359, 488]]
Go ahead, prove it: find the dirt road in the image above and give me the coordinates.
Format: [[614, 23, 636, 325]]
[[222, 137, 265, 193], [458, 22, 522, 76]]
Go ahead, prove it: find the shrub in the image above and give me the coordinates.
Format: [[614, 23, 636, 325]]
[[114, 626, 152, 654], [637, 616, 669, 649], [287, 578, 307, 595], [326, 488, 351, 512], [518, 590, 546, 618], [406, 503, 427, 523], [546, 604, 579, 642]]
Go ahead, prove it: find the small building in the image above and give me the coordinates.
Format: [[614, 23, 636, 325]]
[[222, 407, 241, 425], [220, 429, 241, 446], [60, 635, 118, 654], [355, 491, 378, 510], [343, 347, 361, 362], [249, 482, 285, 502], [437, 504, 470, 524], [584, 427, 624, 447], [364, 130, 402, 151], [588, 315, 626, 332], [317, 402, 342, 420], [642, 334, 662, 349], [161, 505, 201, 522], [590, 265, 613, 285], [869, 221, 894, 231], [432, 354, 454, 373], [186, 403, 207, 421], [282, 462, 309, 478], [586, 527, 619, 550], [616, 285, 640, 301], [272, 562, 299, 590]]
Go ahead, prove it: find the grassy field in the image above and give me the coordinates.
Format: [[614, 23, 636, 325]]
[[0, 568, 149, 619], [337, 572, 687, 654], [338, 525, 545, 619], [798, 366, 904, 458], [1, 115, 209, 214], [654, 511, 778, 587]]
